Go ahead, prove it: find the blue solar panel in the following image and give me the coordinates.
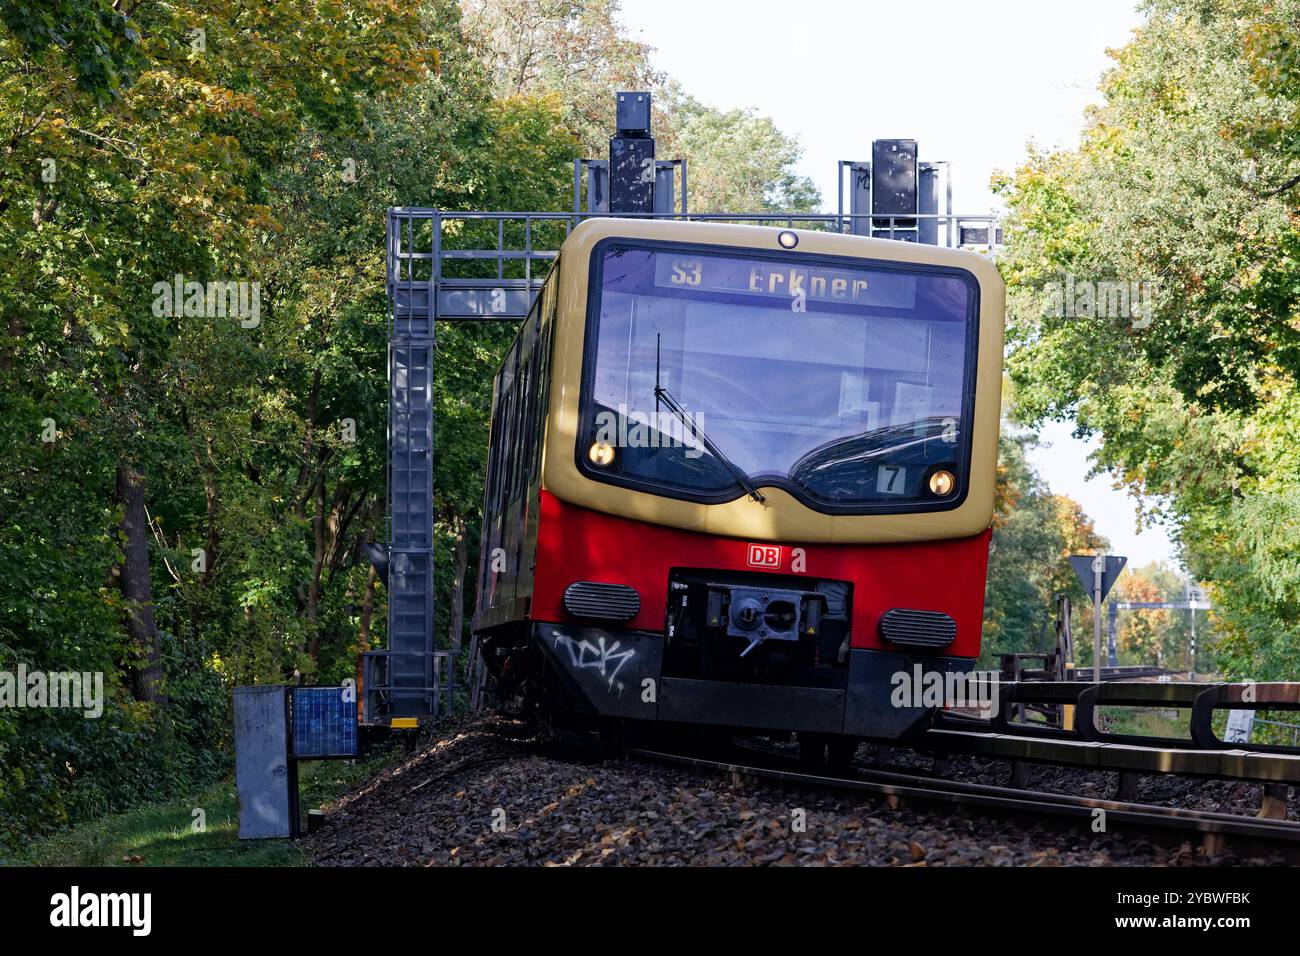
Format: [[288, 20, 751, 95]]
[[290, 687, 357, 758]]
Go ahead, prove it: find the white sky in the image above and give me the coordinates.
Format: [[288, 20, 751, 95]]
[[618, 0, 1178, 568]]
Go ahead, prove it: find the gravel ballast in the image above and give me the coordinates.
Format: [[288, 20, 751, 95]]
[[305, 718, 1284, 866]]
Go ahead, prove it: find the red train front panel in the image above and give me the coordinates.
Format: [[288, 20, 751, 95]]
[[520, 490, 990, 740]]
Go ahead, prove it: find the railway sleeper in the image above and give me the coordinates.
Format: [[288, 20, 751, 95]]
[[1116, 770, 1140, 802], [1260, 784, 1290, 821]]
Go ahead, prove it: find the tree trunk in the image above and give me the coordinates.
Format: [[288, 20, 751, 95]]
[[179, 403, 219, 584], [359, 564, 378, 652], [307, 477, 326, 662], [449, 515, 468, 653], [0, 312, 19, 375], [116, 460, 167, 708]]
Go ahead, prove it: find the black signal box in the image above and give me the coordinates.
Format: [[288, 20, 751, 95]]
[[616, 91, 652, 136], [872, 139, 918, 226], [609, 136, 655, 213]]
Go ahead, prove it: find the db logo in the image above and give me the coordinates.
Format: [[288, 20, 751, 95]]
[[747, 544, 782, 569]]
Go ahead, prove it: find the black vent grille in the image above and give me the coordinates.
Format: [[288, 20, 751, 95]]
[[879, 609, 957, 649], [563, 582, 641, 622]]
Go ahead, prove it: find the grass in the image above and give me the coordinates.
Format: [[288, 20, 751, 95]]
[[17, 749, 401, 867], [1097, 705, 1191, 741]]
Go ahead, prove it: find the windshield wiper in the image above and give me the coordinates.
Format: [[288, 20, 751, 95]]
[[653, 383, 766, 504], [789, 418, 952, 477]]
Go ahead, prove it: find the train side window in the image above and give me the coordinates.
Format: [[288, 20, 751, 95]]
[[507, 293, 543, 501], [537, 270, 558, 478], [524, 340, 541, 483], [529, 321, 552, 483], [484, 374, 504, 520], [517, 352, 534, 497], [495, 342, 519, 515], [479, 374, 502, 601], [502, 383, 518, 512], [522, 268, 556, 484], [520, 341, 538, 490], [488, 390, 504, 518], [509, 355, 528, 503]]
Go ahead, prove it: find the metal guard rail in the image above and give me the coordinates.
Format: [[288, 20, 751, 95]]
[[930, 680, 1300, 785]]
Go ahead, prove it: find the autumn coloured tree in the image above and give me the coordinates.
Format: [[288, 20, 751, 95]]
[[981, 418, 1108, 667], [0, 0, 829, 849], [995, 0, 1300, 682]]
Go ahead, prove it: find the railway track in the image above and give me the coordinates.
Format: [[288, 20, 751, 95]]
[[537, 683, 1300, 861], [362, 683, 1300, 864], [308, 714, 1300, 865], [625, 743, 1300, 864]]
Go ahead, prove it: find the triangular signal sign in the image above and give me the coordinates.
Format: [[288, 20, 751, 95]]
[[1068, 554, 1127, 602]]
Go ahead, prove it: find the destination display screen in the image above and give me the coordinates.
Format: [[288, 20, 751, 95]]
[[653, 252, 919, 310]]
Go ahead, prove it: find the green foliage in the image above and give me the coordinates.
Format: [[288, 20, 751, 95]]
[[672, 96, 820, 213], [0, 0, 434, 847], [0, 0, 143, 103], [460, 0, 663, 154], [459, 0, 821, 213], [0, 0, 816, 847], [995, 0, 1300, 681]]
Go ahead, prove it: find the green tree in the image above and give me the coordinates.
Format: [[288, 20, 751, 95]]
[[0, 0, 432, 844], [460, 0, 662, 154], [459, 0, 819, 213], [993, 0, 1300, 681], [671, 96, 820, 213], [0, 0, 840, 851], [1112, 561, 1210, 671]]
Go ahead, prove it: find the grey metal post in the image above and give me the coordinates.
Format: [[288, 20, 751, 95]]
[[1092, 554, 1104, 683], [1108, 599, 1118, 667], [945, 163, 954, 248], [837, 160, 844, 232]]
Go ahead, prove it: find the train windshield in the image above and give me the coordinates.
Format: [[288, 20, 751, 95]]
[[580, 242, 979, 512]]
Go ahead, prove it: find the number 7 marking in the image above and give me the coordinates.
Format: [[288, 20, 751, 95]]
[[877, 464, 905, 495]]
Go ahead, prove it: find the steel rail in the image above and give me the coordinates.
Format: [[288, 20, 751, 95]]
[[920, 726, 1300, 785]]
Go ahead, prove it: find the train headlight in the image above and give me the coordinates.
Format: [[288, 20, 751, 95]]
[[928, 469, 956, 496], [588, 440, 616, 467], [777, 229, 799, 249]]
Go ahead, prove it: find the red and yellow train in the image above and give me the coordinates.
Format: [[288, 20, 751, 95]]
[[471, 218, 1004, 756]]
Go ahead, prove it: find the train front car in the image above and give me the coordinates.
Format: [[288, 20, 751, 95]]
[[473, 218, 1005, 753]]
